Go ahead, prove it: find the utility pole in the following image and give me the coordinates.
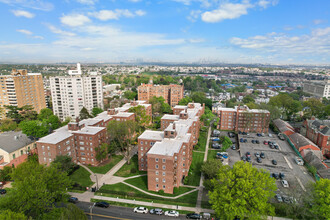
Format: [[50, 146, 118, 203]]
[[94, 174, 99, 190], [89, 203, 95, 220]]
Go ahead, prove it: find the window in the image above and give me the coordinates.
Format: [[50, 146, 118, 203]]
[[162, 165, 166, 170], [141, 153, 143, 157], [183, 151, 186, 155], [156, 178, 159, 182], [44, 157, 46, 162], [141, 158, 144, 162], [155, 158, 159, 162], [80, 147, 85, 150], [155, 165, 159, 169], [162, 172, 165, 176], [141, 164, 144, 167], [162, 159, 166, 163], [47, 146, 50, 150], [79, 142, 84, 145], [140, 141, 143, 145], [21, 150, 23, 155], [163, 185, 166, 189], [140, 147, 143, 150], [156, 184, 159, 188], [183, 163, 185, 167], [163, 178, 166, 183], [156, 171, 159, 175], [48, 152, 51, 156], [13, 154, 16, 159], [150, 142, 154, 146]]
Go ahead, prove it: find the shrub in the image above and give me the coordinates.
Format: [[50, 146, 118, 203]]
[[130, 167, 137, 174]]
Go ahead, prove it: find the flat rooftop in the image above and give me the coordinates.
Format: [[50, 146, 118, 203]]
[[139, 130, 164, 141], [147, 139, 183, 156], [38, 131, 73, 145]]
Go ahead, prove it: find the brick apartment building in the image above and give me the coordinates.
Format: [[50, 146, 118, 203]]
[[303, 117, 330, 155], [212, 105, 270, 133], [138, 83, 184, 107], [37, 100, 151, 166], [137, 103, 204, 194]]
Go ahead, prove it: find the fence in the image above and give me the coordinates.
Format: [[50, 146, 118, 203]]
[[282, 134, 320, 181]]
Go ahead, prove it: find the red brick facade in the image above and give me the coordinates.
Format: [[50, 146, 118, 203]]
[[303, 118, 330, 155]]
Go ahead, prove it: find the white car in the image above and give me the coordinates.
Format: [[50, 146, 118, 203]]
[[165, 210, 179, 217], [281, 180, 289, 188], [134, 207, 148, 214], [268, 133, 273, 137]]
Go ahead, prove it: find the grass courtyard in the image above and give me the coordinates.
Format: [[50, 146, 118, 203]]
[[69, 166, 94, 189], [114, 155, 147, 177], [87, 155, 124, 174], [184, 151, 205, 186], [193, 127, 208, 152]]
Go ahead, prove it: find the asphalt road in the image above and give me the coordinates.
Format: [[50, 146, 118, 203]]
[[76, 201, 190, 220]]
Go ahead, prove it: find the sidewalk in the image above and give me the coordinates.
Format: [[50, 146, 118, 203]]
[[196, 126, 211, 209]]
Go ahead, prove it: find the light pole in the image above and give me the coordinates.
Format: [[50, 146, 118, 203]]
[[89, 203, 95, 220], [94, 174, 99, 191]]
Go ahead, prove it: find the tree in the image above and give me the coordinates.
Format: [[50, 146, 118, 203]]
[[269, 93, 302, 120], [40, 203, 87, 220], [0, 210, 28, 220], [20, 105, 37, 121], [4, 105, 23, 123], [79, 107, 91, 120], [37, 108, 53, 120], [303, 98, 326, 119], [208, 161, 277, 219], [107, 120, 137, 164], [309, 179, 330, 219], [0, 166, 12, 182], [246, 102, 258, 109], [91, 107, 104, 117], [123, 90, 137, 100], [149, 96, 172, 114], [0, 161, 72, 219], [200, 108, 217, 126], [201, 159, 223, 180], [178, 97, 193, 105], [242, 95, 255, 104], [46, 115, 61, 130], [19, 120, 49, 139], [52, 155, 77, 175], [0, 119, 17, 132], [95, 143, 108, 162], [191, 92, 212, 109], [128, 105, 151, 132], [220, 136, 232, 151]]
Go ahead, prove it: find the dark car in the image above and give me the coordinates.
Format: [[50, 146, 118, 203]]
[[257, 133, 262, 136], [186, 213, 201, 219], [0, 189, 6, 195], [240, 138, 244, 143], [246, 157, 251, 162], [68, 197, 78, 203], [272, 160, 277, 165], [252, 140, 256, 144], [257, 157, 262, 163], [244, 139, 247, 143], [274, 145, 279, 149], [241, 156, 247, 161], [150, 208, 163, 215], [272, 173, 279, 179], [95, 202, 110, 208], [260, 152, 265, 158], [270, 144, 274, 149], [242, 132, 247, 135], [279, 173, 285, 179], [256, 140, 260, 144]]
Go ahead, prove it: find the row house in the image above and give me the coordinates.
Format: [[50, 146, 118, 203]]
[[303, 117, 330, 155], [212, 105, 270, 133], [137, 103, 204, 194]]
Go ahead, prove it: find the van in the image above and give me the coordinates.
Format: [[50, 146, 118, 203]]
[[203, 213, 211, 220]]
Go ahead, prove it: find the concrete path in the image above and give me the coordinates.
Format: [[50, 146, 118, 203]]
[[196, 126, 211, 210], [78, 163, 103, 186], [122, 182, 198, 199]]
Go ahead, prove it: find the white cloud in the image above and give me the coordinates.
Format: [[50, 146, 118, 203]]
[[230, 27, 330, 55], [60, 14, 91, 27], [172, 0, 211, 7], [89, 9, 146, 21], [128, 0, 142, 2], [187, 10, 201, 22], [313, 19, 326, 25], [17, 29, 33, 35], [46, 24, 76, 36], [33, 36, 44, 40], [188, 38, 205, 43], [258, 0, 278, 9], [0, 0, 53, 11], [201, 2, 252, 23], [76, 0, 97, 5], [11, 10, 35, 18]]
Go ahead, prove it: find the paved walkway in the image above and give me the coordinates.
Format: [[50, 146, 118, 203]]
[[196, 126, 211, 210]]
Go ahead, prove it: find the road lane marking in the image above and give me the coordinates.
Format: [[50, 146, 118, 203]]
[[283, 156, 293, 169], [85, 212, 131, 220], [296, 176, 306, 191]]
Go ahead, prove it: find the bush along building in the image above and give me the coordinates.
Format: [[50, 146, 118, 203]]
[[212, 105, 270, 133], [137, 102, 204, 194], [36, 100, 151, 166]]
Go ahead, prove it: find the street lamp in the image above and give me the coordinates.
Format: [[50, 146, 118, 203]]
[[89, 203, 95, 220], [94, 174, 99, 191]]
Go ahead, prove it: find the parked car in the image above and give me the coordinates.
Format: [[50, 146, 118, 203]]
[[274, 144, 279, 150], [281, 180, 289, 188], [95, 202, 109, 208], [255, 152, 260, 158], [272, 160, 277, 165], [246, 157, 251, 162], [243, 139, 247, 143], [260, 152, 265, 158], [264, 141, 268, 145], [252, 140, 256, 144], [0, 189, 6, 195], [279, 173, 285, 179], [134, 207, 148, 214], [203, 213, 211, 220], [246, 152, 251, 157], [211, 138, 220, 142], [241, 156, 247, 161], [257, 133, 262, 137], [256, 140, 260, 144], [212, 143, 221, 149], [257, 157, 262, 163], [295, 157, 304, 165], [269, 144, 274, 149], [165, 210, 179, 217], [242, 132, 247, 135], [231, 145, 236, 150], [275, 194, 283, 203], [186, 213, 202, 219], [272, 173, 279, 179], [282, 196, 291, 203], [150, 208, 163, 215], [261, 133, 265, 136], [240, 138, 244, 143], [268, 133, 273, 137], [68, 197, 78, 203]]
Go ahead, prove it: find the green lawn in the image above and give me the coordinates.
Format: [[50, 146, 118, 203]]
[[194, 127, 208, 152], [124, 176, 194, 197], [96, 183, 198, 207], [114, 155, 147, 177], [69, 166, 94, 188], [207, 149, 219, 161], [184, 151, 204, 186], [87, 155, 124, 174]]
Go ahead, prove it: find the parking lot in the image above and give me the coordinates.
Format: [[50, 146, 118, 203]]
[[210, 130, 315, 203]]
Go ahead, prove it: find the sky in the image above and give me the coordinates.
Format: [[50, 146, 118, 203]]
[[0, 0, 329, 64]]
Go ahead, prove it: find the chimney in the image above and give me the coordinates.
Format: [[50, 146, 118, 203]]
[[173, 123, 176, 129], [75, 117, 80, 123], [107, 109, 116, 115]]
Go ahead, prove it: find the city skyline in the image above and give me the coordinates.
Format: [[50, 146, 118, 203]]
[[0, 0, 329, 65]]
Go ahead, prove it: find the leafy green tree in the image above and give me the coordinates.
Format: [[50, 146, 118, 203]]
[[128, 105, 151, 132], [52, 155, 77, 175], [220, 136, 232, 151], [149, 96, 172, 114], [242, 95, 255, 104], [4, 105, 23, 123], [0, 161, 72, 219], [107, 120, 137, 164], [95, 143, 108, 162], [20, 105, 37, 121], [46, 115, 61, 130], [19, 120, 49, 139], [0, 210, 28, 220], [37, 108, 53, 120], [178, 97, 193, 105], [259, 103, 281, 120], [208, 161, 277, 219], [246, 102, 258, 109], [269, 93, 302, 120], [79, 107, 91, 120], [0, 166, 12, 182], [303, 98, 326, 119], [124, 90, 137, 100], [200, 108, 217, 126], [309, 179, 330, 219], [201, 159, 223, 180], [40, 203, 87, 220], [191, 92, 212, 109], [91, 107, 104, 117], [0, 119, 17, 132]]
